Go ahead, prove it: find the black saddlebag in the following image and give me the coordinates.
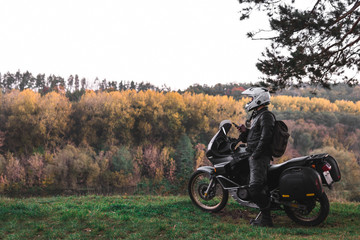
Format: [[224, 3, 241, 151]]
[[279, 167, 323, 201]]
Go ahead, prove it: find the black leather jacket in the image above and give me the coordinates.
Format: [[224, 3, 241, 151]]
[[239, 107, 275, 159]]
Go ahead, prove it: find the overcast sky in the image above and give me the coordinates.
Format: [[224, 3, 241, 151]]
[[0, 0, 272, 90]]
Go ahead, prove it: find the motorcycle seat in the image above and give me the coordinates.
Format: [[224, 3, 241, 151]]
[[268, 156, 309, 174]]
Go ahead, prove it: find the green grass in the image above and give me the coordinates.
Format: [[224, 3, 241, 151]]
[[0, 195, 359, 240]]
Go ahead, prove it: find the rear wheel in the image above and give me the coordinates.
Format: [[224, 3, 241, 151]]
[[284, 192, 330, 226], [188, 170, 228, 212]]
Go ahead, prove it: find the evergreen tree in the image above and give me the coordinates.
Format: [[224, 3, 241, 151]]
[[107, 81, 117, 91], [93, 77, 99, 90], [14, 70, 22, 90], [100, 79, 107, 91], [74, 75, 80, 91], [67, 75, 74, 92], [20, 71, 35, 90], [81, 77, 87, 90], [174, 134, 195, 185], [47, 75, 54, 89], [3, 72, 15, 89], [111, 146, 133, 173], [35, 74, 45, 90], [238, 0, 360, 90], [118, 81, 124, 91], [130, 80, 136, 90], [58, 76, 65, 89]]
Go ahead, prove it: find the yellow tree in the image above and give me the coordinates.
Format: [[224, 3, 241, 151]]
[[356, 101, 360, 113], [271, 96, 339, 112], [129, 90, 165, 145], [3, 90, 42, 154], [160, 92, 186, 145], [213, 95, 246, 125], [73, 90, 134, 148], [335, 100, 358, 113], [182, 93, 214, 142], [38, 92, 72, 149], [106, 90, 135, 145]]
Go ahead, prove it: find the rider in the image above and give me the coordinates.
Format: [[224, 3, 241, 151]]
[[237, 87, 275, 227]]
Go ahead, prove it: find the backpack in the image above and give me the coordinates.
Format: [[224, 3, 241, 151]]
[[270, 113, 289, 157]]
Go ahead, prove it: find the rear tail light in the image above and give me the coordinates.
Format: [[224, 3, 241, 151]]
[[322, 162, 332, 172]]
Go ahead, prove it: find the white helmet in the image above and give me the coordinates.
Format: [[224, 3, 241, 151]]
[[242, 87, 271, 111]]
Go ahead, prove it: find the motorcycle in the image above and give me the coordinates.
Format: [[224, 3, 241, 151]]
[[188, 120, 341, 226]]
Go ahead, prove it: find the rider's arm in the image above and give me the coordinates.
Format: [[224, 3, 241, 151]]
[[238, 129, 249, 143]]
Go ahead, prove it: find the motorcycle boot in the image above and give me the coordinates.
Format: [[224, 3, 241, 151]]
[[248, 182, 273, 227], [250, 207, 273, 227]]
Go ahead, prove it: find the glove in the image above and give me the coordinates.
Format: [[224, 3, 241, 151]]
[[234, 124, 247, 133]]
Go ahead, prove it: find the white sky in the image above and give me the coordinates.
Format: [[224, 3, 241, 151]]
[[0, 0, 271, 90]]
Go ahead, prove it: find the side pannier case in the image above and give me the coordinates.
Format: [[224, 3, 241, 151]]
[[279, 167, 323, 201]]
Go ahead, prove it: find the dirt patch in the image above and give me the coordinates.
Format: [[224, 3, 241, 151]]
[[212, 209, 254, 221], [212, 208, 282, 225]]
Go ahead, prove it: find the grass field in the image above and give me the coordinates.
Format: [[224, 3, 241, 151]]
[[0, 195, 359, 240]]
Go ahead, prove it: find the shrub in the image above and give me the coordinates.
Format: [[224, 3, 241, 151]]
[[0, 174, 8, 193], [194, 143, 211, 169], [26, 153, 45, 187], [160, 147, 176, 182], [47, 145, 100, 190], [111, 146, 133, 173], [4, 154, 26, 191], [0, 154, 6, 174], [142, 145, 161, 180]]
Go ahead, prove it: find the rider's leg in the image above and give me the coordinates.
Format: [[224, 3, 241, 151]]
[[248, 155, 273, 227]]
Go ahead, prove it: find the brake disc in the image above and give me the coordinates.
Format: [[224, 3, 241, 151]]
[[198, 183, 215, 200]]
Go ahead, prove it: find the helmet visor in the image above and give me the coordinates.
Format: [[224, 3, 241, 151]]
[[247, 96, 254, 105]]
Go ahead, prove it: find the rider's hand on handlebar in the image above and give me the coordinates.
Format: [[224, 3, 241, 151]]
[[233, 123, 247, 133]]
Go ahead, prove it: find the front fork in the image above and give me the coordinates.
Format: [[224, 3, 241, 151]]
[[204, 177, 215, 199]]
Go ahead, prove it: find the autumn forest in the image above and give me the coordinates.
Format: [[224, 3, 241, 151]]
[[0, 71, 359, 201]]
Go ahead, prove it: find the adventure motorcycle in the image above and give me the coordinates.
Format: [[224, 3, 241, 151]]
[[188, 120, 341, 226]]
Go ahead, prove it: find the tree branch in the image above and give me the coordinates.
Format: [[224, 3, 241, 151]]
[[251, 37, 279, 40], [340, 16, 360, 42], [334, 1, 360, 24], [321, 16, 360, 55], [310, 0, 322, 15], [338, 34, 360, 52]]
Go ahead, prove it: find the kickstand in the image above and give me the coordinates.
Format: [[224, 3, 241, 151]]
[[255, 211, 262, 221]]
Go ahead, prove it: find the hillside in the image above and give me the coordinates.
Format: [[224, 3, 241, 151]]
[[0, 195, 359, 239], [0, 88, 360, 200]]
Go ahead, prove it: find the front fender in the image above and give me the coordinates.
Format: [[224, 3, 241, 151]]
[[197, 166, 215, 174]]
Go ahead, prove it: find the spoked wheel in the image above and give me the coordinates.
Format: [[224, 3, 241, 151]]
[[284, 192, 330, 226], [188, 170, 228, 212]]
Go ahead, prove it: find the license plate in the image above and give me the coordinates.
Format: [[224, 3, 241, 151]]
[[323, 171, 333, 186]]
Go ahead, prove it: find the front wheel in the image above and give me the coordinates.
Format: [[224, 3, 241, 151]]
[[284, 192, 330, 226], [188, 170, 228, 212]]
